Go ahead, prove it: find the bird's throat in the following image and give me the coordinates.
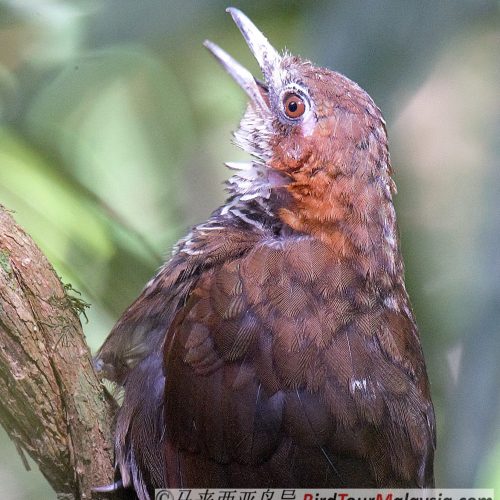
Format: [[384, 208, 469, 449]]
[[278, 168, 402, 286]]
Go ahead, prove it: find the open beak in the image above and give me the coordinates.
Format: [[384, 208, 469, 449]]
[[203, 7, 281, 111]]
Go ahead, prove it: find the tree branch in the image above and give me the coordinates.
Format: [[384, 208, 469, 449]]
[[0, 205, 117, 499]]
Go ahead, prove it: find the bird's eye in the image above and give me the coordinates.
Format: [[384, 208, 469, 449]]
[[283, 93, 306, 119]]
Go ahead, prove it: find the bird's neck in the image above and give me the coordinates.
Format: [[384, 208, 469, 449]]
[[278, 166, 403, 287]]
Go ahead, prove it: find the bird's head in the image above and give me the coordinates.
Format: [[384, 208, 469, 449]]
[[205, 8, 398, 262]]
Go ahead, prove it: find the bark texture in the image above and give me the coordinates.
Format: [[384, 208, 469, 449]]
[[0, 205, 117, 499]]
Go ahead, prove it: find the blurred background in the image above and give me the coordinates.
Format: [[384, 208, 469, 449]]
[[0, 0, 498, 497]]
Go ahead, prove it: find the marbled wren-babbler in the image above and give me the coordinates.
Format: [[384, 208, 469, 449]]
[[96, 8, 436, 498]]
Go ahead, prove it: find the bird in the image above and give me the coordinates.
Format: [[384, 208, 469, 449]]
[[95, 7, 436, 498]]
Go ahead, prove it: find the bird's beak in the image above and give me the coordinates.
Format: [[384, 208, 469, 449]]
[[203, 7, 281, 111]]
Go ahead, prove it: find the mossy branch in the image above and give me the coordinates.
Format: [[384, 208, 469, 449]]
[[0, 205, 117, 499]]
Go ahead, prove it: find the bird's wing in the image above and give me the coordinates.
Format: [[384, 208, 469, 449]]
[[163, 235, 435, 487], [94, 218, 263, 385], [100, 220, 266, 496]]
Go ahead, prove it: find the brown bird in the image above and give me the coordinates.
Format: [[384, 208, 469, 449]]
[[95, 7, 435, 498]]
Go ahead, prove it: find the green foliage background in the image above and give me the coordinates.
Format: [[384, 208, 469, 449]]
[[0, 0, 498, 497]]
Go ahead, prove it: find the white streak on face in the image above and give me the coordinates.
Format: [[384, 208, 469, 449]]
[[301, 109, 316, 137]]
